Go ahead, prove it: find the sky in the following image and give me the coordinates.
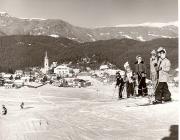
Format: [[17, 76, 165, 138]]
[[0, 0, 178, 28]]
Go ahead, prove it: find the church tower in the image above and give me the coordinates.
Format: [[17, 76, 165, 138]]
[[44, 51, 49, 74]]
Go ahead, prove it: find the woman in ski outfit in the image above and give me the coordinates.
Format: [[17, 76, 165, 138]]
[[150, 50, 158, 90]]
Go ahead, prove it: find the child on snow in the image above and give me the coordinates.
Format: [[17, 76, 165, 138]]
[[2, 105, 7, 115], [115, 71, 125, 99], [124, 62, 135, 98], [20, 102, 24, 109]]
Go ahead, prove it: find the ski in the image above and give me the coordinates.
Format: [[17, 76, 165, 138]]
[[128, 100, 175, 107]]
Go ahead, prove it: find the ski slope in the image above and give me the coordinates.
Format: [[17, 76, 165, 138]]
[[0, 78, 178, 140]]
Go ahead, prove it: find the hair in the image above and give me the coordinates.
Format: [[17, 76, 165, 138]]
[[160, 50, 166, 54]]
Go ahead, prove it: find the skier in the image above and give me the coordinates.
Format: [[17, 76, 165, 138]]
[[124, 62, 135, 98], [20, 102, 24, 109], [150, 50, 158, 90], [153, 48, 172, 104], [135, 55, 148, 96], [2, 105, 7, 115], [115, 71, 125, 99]]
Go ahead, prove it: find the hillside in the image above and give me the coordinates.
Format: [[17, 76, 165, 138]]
[[0, 12, 178, 42], [0, 35, 178, 77]]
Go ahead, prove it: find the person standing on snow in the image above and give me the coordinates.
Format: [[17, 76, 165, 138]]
[[153, 48, 171, 104], [150, 50, 158, 90], [20, 102, 24, 109], [2, 105, 7, 115], [124, 62, 135, 98], [135, 55, 148, 96], [156, 47, 164, 80], [115, 71, 125, 99]]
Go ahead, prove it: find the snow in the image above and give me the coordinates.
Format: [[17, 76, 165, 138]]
[[137, 36, 146, 41], [148, 33, 160, 37], [87, 33, 96, 41], [100, 33, 110, 35], [0, 77, 178, 140], [68, 37, 77, 40], [49, 34, 59, 38], [21, 18, 46, 21], [121, 34, 132, 39], [148, 33, 174, 38], [161, 35, 173, 38], [115, 21, 178, 28]]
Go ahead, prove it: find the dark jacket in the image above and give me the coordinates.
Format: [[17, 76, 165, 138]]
[[135, 61, 146, 74], [116, 76, 125, 87]]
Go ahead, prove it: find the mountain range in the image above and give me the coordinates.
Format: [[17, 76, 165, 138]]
[[0, 12, 178, 42]]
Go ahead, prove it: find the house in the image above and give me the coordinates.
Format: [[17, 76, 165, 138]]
[[54, 65, 71, 77], [3, 74, 12, 80], [77, 72, 91, 80], [15, 70, 23, 76], [21, 76, 30, 82], [100, 65, 109, 71], [14, 79, 24, 88], [24, 71, 31, 77], [50, 62, 58, 69], [73, 69, 80, 75]]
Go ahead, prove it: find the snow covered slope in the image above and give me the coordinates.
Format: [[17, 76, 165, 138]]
[[0, 77, 178, 140]]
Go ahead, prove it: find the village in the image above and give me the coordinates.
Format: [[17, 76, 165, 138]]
[[0, 51, 131, 90]]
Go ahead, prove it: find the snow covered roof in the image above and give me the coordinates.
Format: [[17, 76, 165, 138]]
[[49, 34, 59, 38], [100, 65, 109, 70], [55, 65, 69, 69]]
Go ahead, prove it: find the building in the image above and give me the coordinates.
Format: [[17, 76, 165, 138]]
[[100, 65, 109, 71], [73, 69, 80, 75], [41, 51, 49, 74], [54, 65, 70, 77], [77, 72, 91, 80], [15, 70, 23, 76], [50, 62, 58, 69]]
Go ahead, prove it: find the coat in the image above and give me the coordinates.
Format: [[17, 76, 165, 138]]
[[150, 57, 158, 74], [158, 58, 171, 82], [116, 76, 125, 87], [150, 57, 158, 81], [135, 61, 146, 77], [125, 70, 134, 83]]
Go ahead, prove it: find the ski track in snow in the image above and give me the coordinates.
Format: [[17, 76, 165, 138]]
[[0, 78, 178, 140]]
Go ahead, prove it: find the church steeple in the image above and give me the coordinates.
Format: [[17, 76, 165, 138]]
[[44, 51, 49, 74]]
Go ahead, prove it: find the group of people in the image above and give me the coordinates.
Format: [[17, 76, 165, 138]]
[[115, 46, 172, 104]]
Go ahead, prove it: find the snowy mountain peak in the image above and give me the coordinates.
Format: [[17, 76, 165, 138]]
[[20, 17, 46, 21], [115, 21, 178, 28]]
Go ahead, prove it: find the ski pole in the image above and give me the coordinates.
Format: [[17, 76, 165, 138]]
[[112, 87, 116, 99]]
